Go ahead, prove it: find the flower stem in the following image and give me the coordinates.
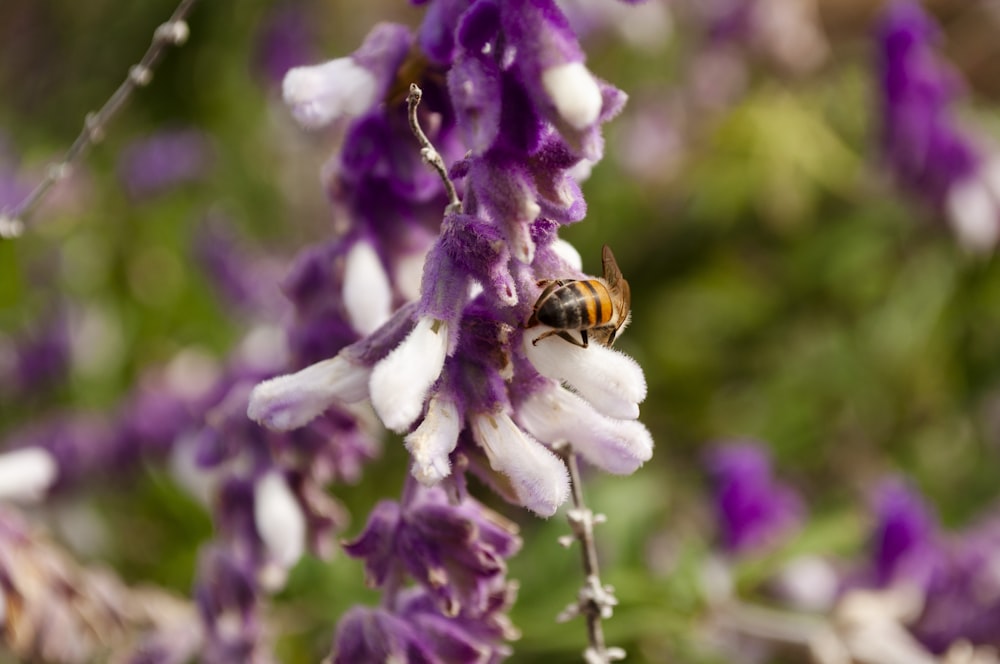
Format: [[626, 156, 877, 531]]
[[556, 444, 625, 664], [405, 83, 462, 215], [0, 0, 200, 239]]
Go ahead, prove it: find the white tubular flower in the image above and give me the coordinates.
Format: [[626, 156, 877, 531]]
[[946, 175, 1000, 253], [254, 472, 306, 573], [343, 240, 392, 336], [523, 333, 647, 420], [551, 238, 583, 272], [470, 411, 570, 517], [370, 317, 450, 433], [0, 448, 57, 503], [247, 355, 371, 430], [510, 199, 542, 265], [541, 62, 602, 130], [772, 555, 839, 612], [394, 248, 430, 303], [405, 394, 461, 485], [516, 383, 652, 475], [282, 58, 378, 129]]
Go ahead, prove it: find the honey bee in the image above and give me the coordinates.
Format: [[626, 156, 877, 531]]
[[527, 244, 632, 348]]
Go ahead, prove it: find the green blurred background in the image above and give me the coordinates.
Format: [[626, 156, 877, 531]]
[[3, 1, 1000, 662]]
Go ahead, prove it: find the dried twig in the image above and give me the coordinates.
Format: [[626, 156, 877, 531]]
[[0, 0, 200, 239], [406, 83, 461, 215], [555, 444, 625, 664]]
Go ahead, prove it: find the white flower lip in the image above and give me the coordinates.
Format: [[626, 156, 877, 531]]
[[282, 58, 378, 129], [370, 317, 450, 433], [470, 411, 569, 517], [254, 471, 306, 570], [523, 333, 646, 420], [516, 383, 652, 475], [247, 355, 371, 431], [541, 62, 602, 130], [946, 170, 1000, 253], [343, 240, 392, 336], [0, 447, 57, 503], [551, 238, 583, 272], [405, 394, 461, 485]]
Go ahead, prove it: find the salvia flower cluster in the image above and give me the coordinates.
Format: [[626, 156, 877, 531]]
[[245, 0, 654, 657], [250, 0, 654, 517]]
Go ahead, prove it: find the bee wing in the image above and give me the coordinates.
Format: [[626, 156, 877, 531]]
[[602, 245, 630, 310]]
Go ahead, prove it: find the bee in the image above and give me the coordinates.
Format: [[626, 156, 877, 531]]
[[527, 244, 632, 348]]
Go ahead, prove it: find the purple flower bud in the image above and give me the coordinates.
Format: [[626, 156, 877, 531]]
[[343, 487, 522, 613], [705, 441, 804, 555]]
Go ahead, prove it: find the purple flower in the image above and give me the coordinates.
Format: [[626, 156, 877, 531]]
[[117, 128, 214, 200], [868, 477, 943, 591], [877, 1, 1000, 251], [192, 218, 287, 316], [0, 311, 70, 397], [857, 479, 1000, 652], [334, 486, 521, 662], [253, 4, 318, 86], [705, 441, 804, 555]]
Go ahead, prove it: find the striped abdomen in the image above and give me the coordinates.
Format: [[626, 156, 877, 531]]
[[536, 280, 614, 330]]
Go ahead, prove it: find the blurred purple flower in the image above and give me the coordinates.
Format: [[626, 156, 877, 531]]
[[0, 311, 70, 398], [705, 441, 804, 555], [877, 0, 1000, 251], [117, 128, 214, 200], [193, 217, 287, 316], [868, 477, 944, 591], [857, 479, 1000, 653], [253, 5, 318, 86]]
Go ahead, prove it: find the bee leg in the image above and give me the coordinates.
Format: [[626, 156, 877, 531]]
[[579, 330, 589, 348], [531, 329, 559, 345]]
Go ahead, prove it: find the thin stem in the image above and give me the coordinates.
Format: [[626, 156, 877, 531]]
[[406, 83, 462, 215], [556, 444, 624, 664], [0, 0, 201, 239]]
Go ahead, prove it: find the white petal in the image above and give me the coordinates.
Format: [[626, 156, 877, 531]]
[[394, 248, 430, 302], [343, 240, 392, 336], [470, 412, 569, 517], [247, 355, 371, 430], [405, 394, 461, 485], [516, 384, 652, 474], [169, 433, 216, 505], [551, 238, 583, 272], [0, 448, 57, 503], [541, 62, 602, 130], [509, 201, 541, 264], [370, 317, 449, 433], [282, 58, 378, 129], [254, 471, 306, 570], [946, 175, 1000, 253], [567, 158, 594, 183], [523, 332, 646, 419], [773, 555, 839, 612]]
